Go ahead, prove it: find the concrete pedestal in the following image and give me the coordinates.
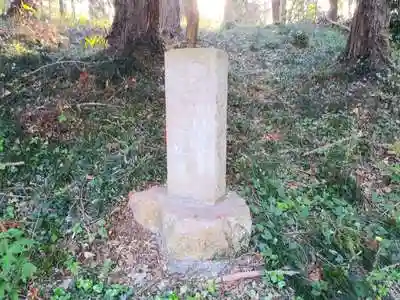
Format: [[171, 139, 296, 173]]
[[128, 186, 252, 274]]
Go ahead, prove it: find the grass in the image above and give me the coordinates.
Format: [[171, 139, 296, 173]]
[[1, 17, 400, 300]]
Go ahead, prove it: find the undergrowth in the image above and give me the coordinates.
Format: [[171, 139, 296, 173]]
[[0, 18, 400, 300]]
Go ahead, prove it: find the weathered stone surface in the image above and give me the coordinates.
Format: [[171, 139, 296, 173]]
[[128, 186, 252, 262], [164, 48, 228, 205], [128, 189, 162, 232], [127, 48, 253, 275]]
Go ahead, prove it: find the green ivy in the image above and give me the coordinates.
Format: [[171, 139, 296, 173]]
[[0, 228, 37, 300]]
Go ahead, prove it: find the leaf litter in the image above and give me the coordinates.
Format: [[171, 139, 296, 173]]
[[1, 18, 400, 299]]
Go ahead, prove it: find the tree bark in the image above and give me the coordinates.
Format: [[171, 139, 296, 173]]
[[328, 0, 338, 21], [185, 0, 199, 47], [59, 0, 65, 16], [70, 0, 76, 19], [223, 0, 238, 25], [280, 0, 287, 24], [348, 0, 354, 19], [341, 0, 390, 70], [2, 0, 9, 14], [107, 0, 164, 57], [6, 0, 38, 16], [89, 0, 96, 20], [159, 0, 182, 38], [272, 0, 281, 24]]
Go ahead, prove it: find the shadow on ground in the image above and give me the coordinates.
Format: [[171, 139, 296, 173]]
[[0, 21, 399, 299]]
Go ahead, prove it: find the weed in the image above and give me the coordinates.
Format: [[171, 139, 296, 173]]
[[0, 228, 37, 299], [83, 35, 108, 49], [291, 30, 309, 48], [1, 18, 399, 300], [366, 264, 400, 299]]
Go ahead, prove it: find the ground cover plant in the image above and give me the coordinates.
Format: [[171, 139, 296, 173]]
[[0, 14, 400, 300]]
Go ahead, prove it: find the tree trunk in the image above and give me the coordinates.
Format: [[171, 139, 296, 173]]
[[272, 0, 281, 24], [107, 0, 164, 57], [328, 0, 338, 21], [185, 0, 199, 47], [159, 0, 182, 38], [89, 0, 95, 20], [223, 0, 236, 25], [2, 0, 9, 14], [341, 0, 390, 70], [71, 0, 76, 19], [59, 0, 65, 16], [348, 0, 354, 19], [280, 0, 287, 24], [6, 0, 38, 17]]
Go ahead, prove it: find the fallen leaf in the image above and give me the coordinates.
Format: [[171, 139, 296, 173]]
[[83, 251, 95, 259], [308, 264, 323, 281], [79, 71, 89, 85], [254, 252, 263, 260], [287, 181, 299, 189], [306, 163, 317, 176], [27, 287, 42, 300], [59, 278, 73, 290], [382, 186, 392, 193], [0, 89, 11, 98], [262, 132, 282, 141], [365, 238, 379, 251], [106, 142, 120, 152], [0, 221, 20, 232]]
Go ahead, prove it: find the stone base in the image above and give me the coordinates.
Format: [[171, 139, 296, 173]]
[[128, 186, 252, 274]]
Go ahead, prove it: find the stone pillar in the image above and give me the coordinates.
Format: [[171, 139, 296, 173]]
[[128, 48, 252, 276], [165, 48, 228, 204]]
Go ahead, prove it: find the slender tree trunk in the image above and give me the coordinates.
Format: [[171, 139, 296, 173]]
[[59, 0, 65, 16], [185, 0, 199, 47], [89, 0, 107, 20], [70, 0, 75, 19], [89, 0, 95, 20], [341, 0, 390, 70], [272, 0, 281, 24], [48, 0, 51, 18], [223, 0, 237, 25], [348, 0, 354, 19], [107, 0, 164, 57], [38, 0, 43, 19], [328, 0, 338, 21], [159, 0, 182, 38], [280, 0, 287, 24], [2, 0, 9, 14]]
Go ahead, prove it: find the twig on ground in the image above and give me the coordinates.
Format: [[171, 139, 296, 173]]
[[0, 161, 25, 167], [218, 270, 263, 283], [22, 60, 89, 77], [326, 18, 350, 32], [78, 183, 91, 230], [218, 269, 299, 283], [105, 85, 126, 103], [76, 102, 122, 111], [303, 134, 363, 157], [375, 262, 400, 272]]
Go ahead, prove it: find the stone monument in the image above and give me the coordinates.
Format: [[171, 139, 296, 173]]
[[128, 47, 252, 275]]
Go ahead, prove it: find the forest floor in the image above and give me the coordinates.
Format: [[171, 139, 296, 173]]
[[0, 16, 400, 300]]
